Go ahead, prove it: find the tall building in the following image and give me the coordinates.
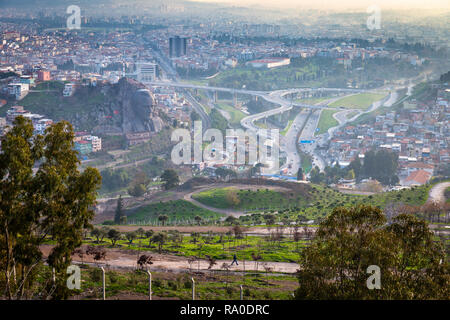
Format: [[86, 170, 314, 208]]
[[137, 62, 158, 83], [169, 36, 187, 58]]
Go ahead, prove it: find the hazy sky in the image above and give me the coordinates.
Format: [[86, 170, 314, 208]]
[[189, 0, 450, 10]]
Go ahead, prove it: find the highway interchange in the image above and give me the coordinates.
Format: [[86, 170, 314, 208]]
[[147, 79, 390, 177], [147, 46, 419, 178]]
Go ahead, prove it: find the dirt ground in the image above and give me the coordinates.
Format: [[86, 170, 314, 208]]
[[40, 244, 300, 274], [111, 225, 317, 236]]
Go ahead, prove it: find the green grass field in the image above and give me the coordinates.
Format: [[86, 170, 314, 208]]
[[192, 184, 432, 221], [346, 110, 359, 119], [1, 81, 110, 130], [215, 101, 247, 127], [47, 264, 297, 300], [126, 200, 224, 224], [315, 109, 339, 135], [328, 93, 386, 110], [80, 233, 307, 263], [192, 187, 309, 211], [295, 97, 330, 105], [281, 120, 293, 136]]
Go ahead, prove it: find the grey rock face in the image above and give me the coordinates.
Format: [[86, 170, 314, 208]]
[[115, 78, 161, 134]]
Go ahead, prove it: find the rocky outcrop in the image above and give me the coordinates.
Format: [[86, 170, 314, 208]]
[[67, 78, 166, 135], [115, 78, 158, 134]]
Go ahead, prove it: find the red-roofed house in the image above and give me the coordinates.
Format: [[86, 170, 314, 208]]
[[403, 170, 432, 186]]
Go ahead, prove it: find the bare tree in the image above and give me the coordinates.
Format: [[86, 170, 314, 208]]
[[72, 248, 85, 265], [251, 253, 262, 272], [86, 246, 107, 266], [205, 255, 217, 276], [262, 263, 273, 284], [137, 255, 153, 270], [187, 256, 196, 273], [222, 263, 231, 287]]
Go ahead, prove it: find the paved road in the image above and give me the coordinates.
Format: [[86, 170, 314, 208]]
[[147, 80, 369, 111], [281, 109, 311, 175], [298, 109, 325, 171]]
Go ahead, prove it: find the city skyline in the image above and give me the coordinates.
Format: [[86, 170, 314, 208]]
[[189, 0, 450, 11]]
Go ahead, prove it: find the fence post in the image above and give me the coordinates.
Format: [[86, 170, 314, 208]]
[[101, 267, 106, 300], [191, 278, 195, 300], [147, 270, 152, 300]]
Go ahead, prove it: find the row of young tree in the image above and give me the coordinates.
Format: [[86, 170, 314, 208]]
[[309, 149, 399, 186]]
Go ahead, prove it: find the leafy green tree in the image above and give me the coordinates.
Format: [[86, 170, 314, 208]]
[[225, 216, 237, 225], [101, 168, 130, 192], [295, 205, 449, 299], [309, 166, 325, 184], [125, 231, 137, 244], [0, 117, 101, 299], [158, 214, 168, 226], [151, 232, 168, 253], [194, 216, 203, 225], [107, 229, 122, 246], [263, 213, 276, 225], [190, 110, 200, 122], [145, 230, 154, 246], [160, 169, 180, 190], [348, 158, 363, 181], [136, 228, 145, 238], [114, 195, 125, 224], [362, 150, 398, 185], [91, 228, 102, 243], [216, 167, 237, 180], [127, 171, 149, 197], [99, 226, 109, 242], [297, 168, 304, 181], [345, 169, 356, 180], [127, 183, 146, 197]]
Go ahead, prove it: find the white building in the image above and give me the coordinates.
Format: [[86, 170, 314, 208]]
[[63, 83, 76, 97], [34, 119, 53, 135], [247, 57, 290, 69], [137, 63, 157, 83], [8, 83, 29, 100]]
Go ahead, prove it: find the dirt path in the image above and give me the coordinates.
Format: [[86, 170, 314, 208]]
[[41, 245, 299, 274], [183, 190, 245, 217], [428, 182, 450, 204]]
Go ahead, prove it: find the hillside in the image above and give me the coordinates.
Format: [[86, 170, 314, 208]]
[[3, 78, 163, 134]]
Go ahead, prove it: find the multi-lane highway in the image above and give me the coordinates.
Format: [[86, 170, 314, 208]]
[[146, 79, 390, 177], [147, 55, 421, 179]]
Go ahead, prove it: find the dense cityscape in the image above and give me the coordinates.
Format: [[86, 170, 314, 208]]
[[0, 0, 448, 305]]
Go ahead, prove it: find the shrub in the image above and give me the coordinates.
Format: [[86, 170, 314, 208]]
[[91, 269, 103, 282], [183, 279, 192, 289]]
